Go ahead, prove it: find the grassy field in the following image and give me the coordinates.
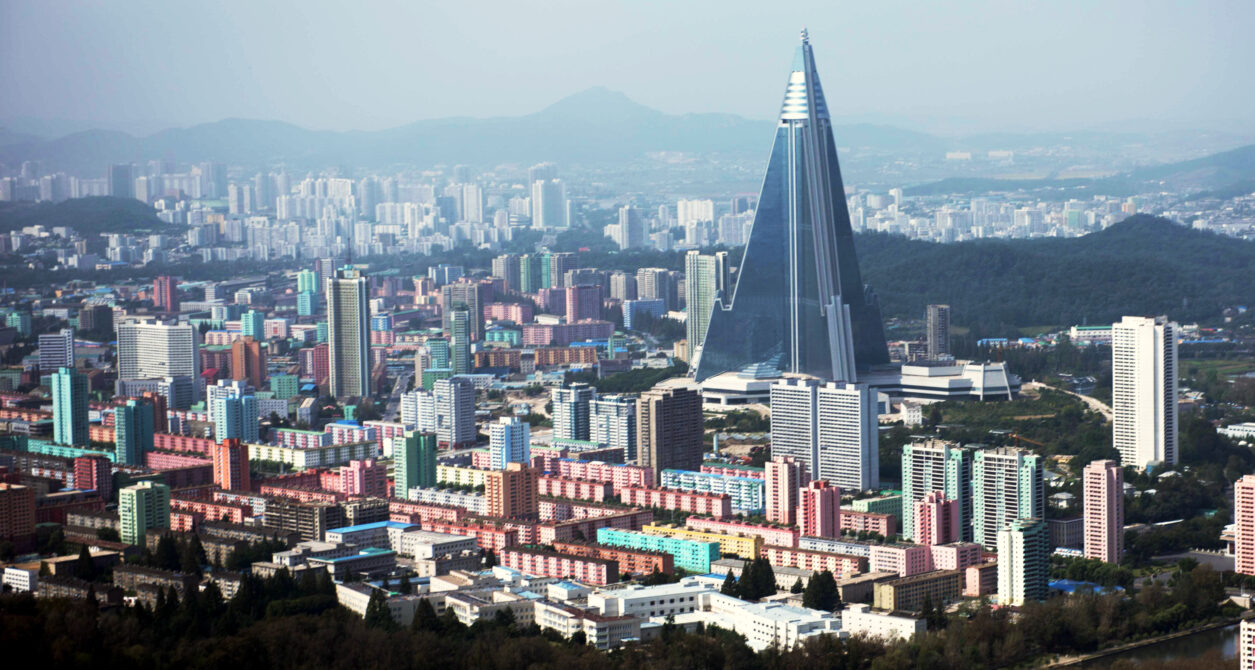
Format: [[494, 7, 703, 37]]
[[1183, 356, 1255, 379]]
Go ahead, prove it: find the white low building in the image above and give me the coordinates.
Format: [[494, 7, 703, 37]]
[[336, 582, 425, 626], [587, 578, 714, 619], [533, 599, 641, 650], [398, 529, 479, 560], [841, 603, 925, 641], [1221, 423, 1255, 442], [670, 592, 841, 651], [2, 567, 37, 592]]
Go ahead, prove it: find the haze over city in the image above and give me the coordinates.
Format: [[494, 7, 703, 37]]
[[3, 1, 1254, 136]]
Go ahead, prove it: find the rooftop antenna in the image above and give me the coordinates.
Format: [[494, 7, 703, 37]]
[[800, 27, 809, 44]]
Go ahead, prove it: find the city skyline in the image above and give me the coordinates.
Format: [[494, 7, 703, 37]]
[[2, 2, 1254, 137]]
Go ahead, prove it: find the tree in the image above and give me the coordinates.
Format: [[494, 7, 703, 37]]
[[790, 577, 803, 594], [154, 534, 179, 571], [738, 558, 777, 600], [721, 572, 738, 595], [75, 545, 96, 581], [920, 594, 947, 630], [569, 630, 587, 647], [399, 574, 412, 595], [0, 541, 14, 562], [364, 588, 398, 631], [803, 570, 839, 612], [412, 598, 439, 632], [180, 541, 202, 575], [95, 528, 120, 543], [494, 606, 516, 629]]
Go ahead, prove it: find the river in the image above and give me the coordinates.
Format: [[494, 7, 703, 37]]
[[1076, 623, 1237, 668]]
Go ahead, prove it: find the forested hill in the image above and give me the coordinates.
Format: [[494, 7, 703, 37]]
[[0, 196, 167, 235], [855, 215, 1255, 333]]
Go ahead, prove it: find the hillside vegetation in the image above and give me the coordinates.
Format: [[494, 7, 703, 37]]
[[856, 215, 1255, 333], [0, 196, 170, 235]]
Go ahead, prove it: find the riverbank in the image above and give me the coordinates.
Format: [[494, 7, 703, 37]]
[[1046, 616, 1243, 667]]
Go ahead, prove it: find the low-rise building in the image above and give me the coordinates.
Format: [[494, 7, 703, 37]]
[[499, 546, 618, 586], [597, 528, 720, 574], [533, 599, 642, 650], [760, 545, 866, 579], [873, 570, 963, 613], [841, 603, 925, 641], [642, 523, 763, 559], [307, 547, 397, 580], [587, 578, 714, 619]]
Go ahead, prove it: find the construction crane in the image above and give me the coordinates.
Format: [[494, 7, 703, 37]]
[[1007, 433, 1045, 449]]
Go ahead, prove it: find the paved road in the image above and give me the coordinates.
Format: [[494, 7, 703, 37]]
[[1024, 381, 1113, 423], [384, 370, 413, 421]]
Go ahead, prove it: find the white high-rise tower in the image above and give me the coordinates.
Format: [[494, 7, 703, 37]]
[[1112, 315, 1178, 468]]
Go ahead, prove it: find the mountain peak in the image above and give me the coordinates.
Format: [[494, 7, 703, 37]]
[[536, 87, 662, 121]]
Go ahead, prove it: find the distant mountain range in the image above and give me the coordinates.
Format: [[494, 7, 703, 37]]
[[5, 86, 1248, 177], [906, 143, 1255, 197], [2, 87, 934, 173]]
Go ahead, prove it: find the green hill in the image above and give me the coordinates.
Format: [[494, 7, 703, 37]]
[[856, 215, 1255, 333], [0, 196, 170, 236]]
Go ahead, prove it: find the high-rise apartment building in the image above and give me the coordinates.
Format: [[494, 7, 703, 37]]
[[565, 284, 603, 322], [531, 179, 568, 229], [797, 480, 841, 538], [116, 320, 201, 382], [327, 268, 371, 398], [972, 447, 1043, 550], [610, 205, 648, 250], [901, 440, 973, 543], [638, 385, 704, 480], [609, 272, 638, 301], [997, 518, 1049, 607], [119, 481, 171, 545], [491, 254, 522, 293], [241, 310, 265, 340], [433, 378, 476, 449], [212, 438, 251, 491], [449, 308, 472, 376], [73, 455, 112, 501], [231, 336, 266, 389], [765, 456, 806, 525], [552, 382, 596, 442], [0, 483, 36, 548], [1242, 619, 1255, 670], [209, 382, 259, 444], [1236, 475, 1255, 576], [485, 463, 539, 520], [590, 394, 639, 463], [1112, 315, 1179, 468], [769, 377, 878, 491], [684, 251, 730, 367], [441, 280, 484, 341], [696, 34, 888, 382], [914, 491, 961, 546], [108, 163, 134, 198], [38, 328, 75, 371], [153, 275, 179, 313], [51, 367, 88, 447], [635, 268, 674, 310], [489, 417, 531, 470], [1083, 459, 1123, 564], [395, 431, 437, 495], [926, 304, 951, 360], [114, 399, 155, 465]]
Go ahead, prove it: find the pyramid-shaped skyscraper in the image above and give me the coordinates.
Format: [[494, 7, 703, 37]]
[[695, 32, 889, 382]]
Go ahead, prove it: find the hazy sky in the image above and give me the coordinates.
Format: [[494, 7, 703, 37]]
[[2, 0, 1252, 136]]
